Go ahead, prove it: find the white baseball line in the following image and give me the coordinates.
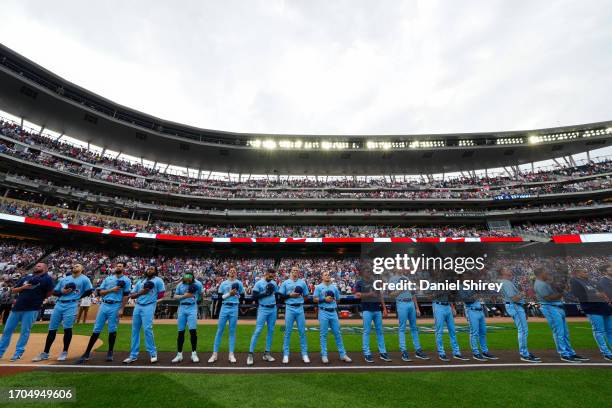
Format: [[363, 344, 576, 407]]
[[1, 362, 610, 371]]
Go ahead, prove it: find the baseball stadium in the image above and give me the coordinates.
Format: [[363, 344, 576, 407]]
[[0, 3, 611, 407]]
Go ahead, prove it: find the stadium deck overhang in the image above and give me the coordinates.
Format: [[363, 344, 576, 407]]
[[0, 43, 610, 176]]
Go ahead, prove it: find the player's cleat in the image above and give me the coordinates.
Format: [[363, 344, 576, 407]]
[[364, 354, 374, 363], [191, 352, 199, 363], [482, 352, 498, 360], [282, 355, 289, 364], [208, 353, 218, 363], [439, 354, 450, 362], [247, 353, 254, 366], [472, 353, 487, 362], [57, 351, 68, 361], [379, 353, 392, 362], [76, 353, 91, 364], [341, 355, 352, 363], [263, 352, 275, 362], [105, 352, 114, 362], [401, 351, 412, 362], [453, 354, 469, 361], [529, 353, 541, 361], [415, 350, 430, 360], [571, 354, 589, 362], [171, 353, 183, 363], [560, 355, 581, 363], [520, 354, 540, 363], [32, 352, 49, 362], [150, 356, 158, 364], [302, 355, 311, 364], [321, 356, 329, 364], [604, 355, 612, 361], [122, 357, 137, 364], [9, 354, 22, 362], [228, 353, 237, 364]]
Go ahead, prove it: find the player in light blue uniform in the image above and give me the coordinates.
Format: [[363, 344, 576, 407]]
[[172, 273, 203, 363], [459, 282, 497, 362], [534, 267, 588, 363], [209, 266, 245, 364], [279, 266, 310, 364], [498, 267, 540, 362], [77, 262, 131, 363], [123, 266, 166, 364], [247, 268, 279, 365], [431, 290, 468, 362], [389, 275, 428, 361], [314, 271, 352, 364], [33, 263, 93, 362]]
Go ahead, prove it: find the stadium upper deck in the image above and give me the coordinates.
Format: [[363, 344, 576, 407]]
[[0, 43, 610, 175]]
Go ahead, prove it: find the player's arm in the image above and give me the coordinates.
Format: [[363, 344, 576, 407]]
[[412, 294, 421, 317], [379, 290, 388, 317], [313, 287, 321, 303], [156, 279, 166, 302], [12, 278, 31, 293]]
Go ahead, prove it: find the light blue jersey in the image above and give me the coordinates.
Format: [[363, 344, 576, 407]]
[[314, 283, 340, 308], [131, 277, 165, 305], [98, 274, 132, 302], [175, 280, 203, 305], [54, 274, 93, 302], [218, 279, 245, 302], [534, 279, 563, 306], [252, 278, 278, 306], [279, 278, 309, 305], [499, 279, 523, 304], [389, 275, 413, 301]]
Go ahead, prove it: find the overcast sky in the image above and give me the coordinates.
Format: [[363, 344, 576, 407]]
[[1, 0, 611, 136]]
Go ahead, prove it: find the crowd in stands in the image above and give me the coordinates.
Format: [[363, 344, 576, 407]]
[[1, 119, 611, 201]]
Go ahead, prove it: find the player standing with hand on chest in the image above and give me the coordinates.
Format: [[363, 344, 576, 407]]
[[279, 266, 310, 364], [209, 266, 244, 364], [172, 273, 203, 363], [247, 268, 279, 366], [314, 271, 351, 364], [77, 262, 131, 363], [123, 266, 165, 364], [33, 263, 93, 362]]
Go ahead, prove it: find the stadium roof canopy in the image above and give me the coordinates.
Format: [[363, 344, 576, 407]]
[[0, 43, 610, 176]]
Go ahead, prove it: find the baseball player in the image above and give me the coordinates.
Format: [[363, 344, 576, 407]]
[[279, 266, 310, 364], [247, 268, 278, 366], [172, 273, 203, 363], [459, 279, 497, 362], [76, 262, 131, 363], [355, 278, 391, 363], [569, 267, 612, 361], [209, 266, 245, 364], [123, 266, 166, 364], [431, 289, 468, 362], [389, 275, 429, 361], [0, 263, 53, 362], [534, 267, 588, 363], [33, 263, 93, 362], [314, 271, 352, 364], [498, 267, 540, 362]]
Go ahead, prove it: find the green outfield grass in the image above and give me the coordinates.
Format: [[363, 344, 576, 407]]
[[2, 369, 610, 407], [0, 321, 600, 353]]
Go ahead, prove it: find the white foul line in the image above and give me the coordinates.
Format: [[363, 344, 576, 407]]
[[0, 362, 610, 371]]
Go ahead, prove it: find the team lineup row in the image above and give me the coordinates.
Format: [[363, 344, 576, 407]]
[[0, 262, 611, 365]]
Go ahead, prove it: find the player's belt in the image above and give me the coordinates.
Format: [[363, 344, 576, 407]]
[[542, 303, 565, 309], [467, 307, 483, 311], [259, 304, 276, 308], [320, 307, 337, 312], [505, 302, 524, 306], [223, 302, 238, 306], [58, 299, 78, 303], [396, 299, 412, 303], [137, 301, 156, 306], [180, 301, 196, 306], [287, 303, 304, 307], [434, 301, 449, 306], [103, 299, 121, 304]]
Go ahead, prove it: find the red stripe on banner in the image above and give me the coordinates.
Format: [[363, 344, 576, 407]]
[[284, 238, 308, 243], [67, 224, 105, 234], [155, 234, 214, 242], [551, 235, 582, 243], [415, 238, 442, 243], [389, 238, 417, 242], [107, 230, 138, 237], [321, 237, 375, 243], [480, 237, 524, 242], [253, 238, 281, 243], [24, 217, 63, 229]]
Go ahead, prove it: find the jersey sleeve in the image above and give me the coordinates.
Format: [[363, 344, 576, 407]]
[[53, 278, 63, 292], [82, 277, 93, 291], [156, 278, 166, 293], [123, 278, 132, 295], [279, 281, 287, 296], [313, 285, 321, 300], [131, 281, 140, 294], [302, 281, 310, 296], [334, 286, 341, 299], [239, 281, 245, 295], [175, 284, 185, 295]]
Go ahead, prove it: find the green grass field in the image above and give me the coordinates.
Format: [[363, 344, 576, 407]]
[[1, 320, 600, 353], [1, 321, 610, 407]]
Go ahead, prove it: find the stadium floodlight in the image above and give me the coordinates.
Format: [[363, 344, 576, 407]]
[[321, 141, 332, 150], [458, 139, 475, 147], [496, 137, 523, 145], [262, 140, 277, 149], [248, 139, 262, 148], [528, 135, 541, 144]]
